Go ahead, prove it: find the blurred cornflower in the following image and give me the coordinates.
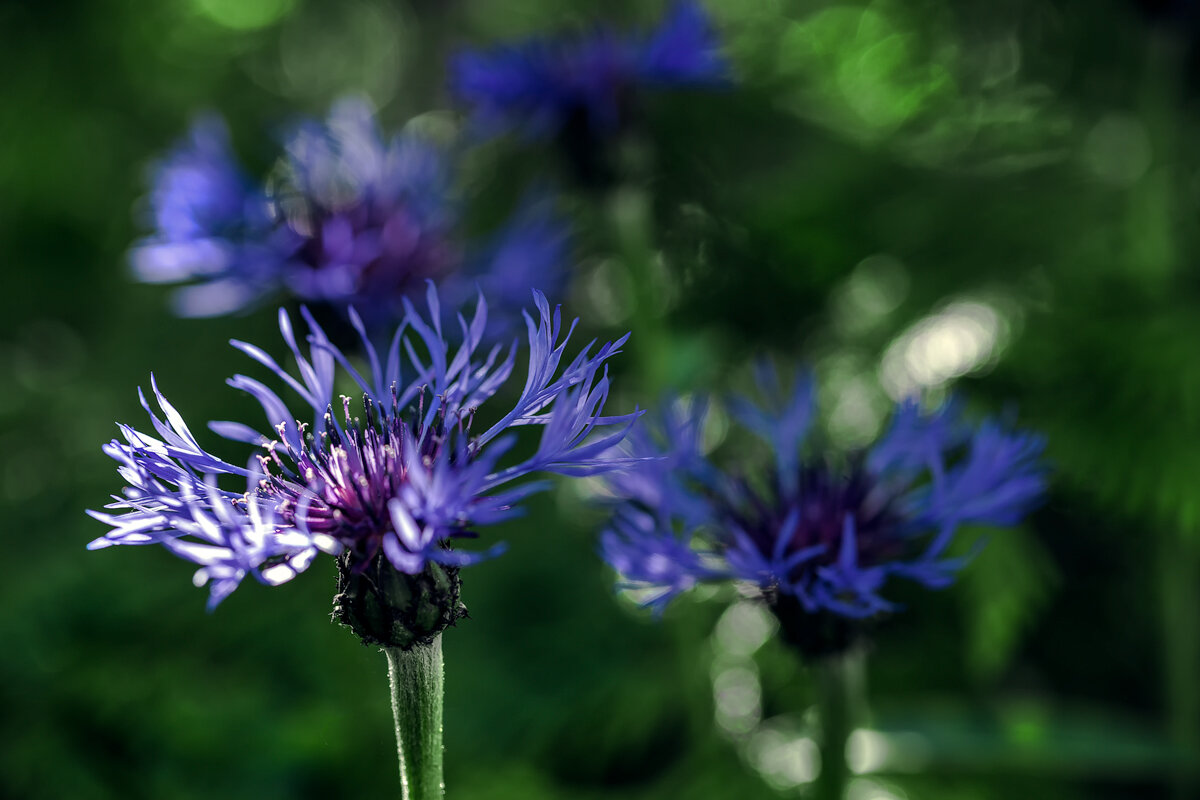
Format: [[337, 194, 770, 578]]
[[600, 366, 1046, 656], [450, 1, 728, 182], [132, 99, 568, 325], [89, 284, 638, 647], [129, 115, 278, 317]]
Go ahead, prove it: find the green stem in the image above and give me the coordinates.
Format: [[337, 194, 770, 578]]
[[814, 650, 866, 800], [384, 636, 445, 800]]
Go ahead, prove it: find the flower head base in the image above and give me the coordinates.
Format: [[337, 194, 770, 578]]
[[450, 2, 727, 181], [600, 367, 1047, 657], [89, 284, 640, 646], [131, 99, 569, 324], [333, 552, 467, 650]]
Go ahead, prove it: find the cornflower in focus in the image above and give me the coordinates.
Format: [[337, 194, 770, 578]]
[[599, 366, 1047, 657], [132, 98, 568, 324], [450, 1, 728, 182], [89, 284, 638, 646]]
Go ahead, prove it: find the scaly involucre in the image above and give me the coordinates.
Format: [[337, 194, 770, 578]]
[[89, 284, 640, 609]]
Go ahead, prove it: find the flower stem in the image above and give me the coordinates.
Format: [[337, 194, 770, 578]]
[[814, 649, 865, 800], [384, 636, 445, 800]]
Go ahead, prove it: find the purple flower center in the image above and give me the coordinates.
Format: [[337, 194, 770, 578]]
[[255, 391, 473, 563], [277, 190, 458, 300], [725, 461, 906, 585]]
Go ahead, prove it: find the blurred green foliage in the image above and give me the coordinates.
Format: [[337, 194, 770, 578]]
[[3, 0, 1200, 798]]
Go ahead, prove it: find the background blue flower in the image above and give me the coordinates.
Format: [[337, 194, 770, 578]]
[[131, 99, 571, 325], [130, 116, 279, 317], [450, 1, 728, 141], [600, 367, 1047, 623]]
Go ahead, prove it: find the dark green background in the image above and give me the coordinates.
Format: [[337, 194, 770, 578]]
[[3, 0, 1198, 797]]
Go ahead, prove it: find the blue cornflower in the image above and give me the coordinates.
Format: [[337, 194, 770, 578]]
[[599, 366, 1046, 652], [265, 99, 458, 321], [130, 115, 279, 317], [131, 99, 569, 323], [89, 284, 639, 640], [450, 1, 728, 141]]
